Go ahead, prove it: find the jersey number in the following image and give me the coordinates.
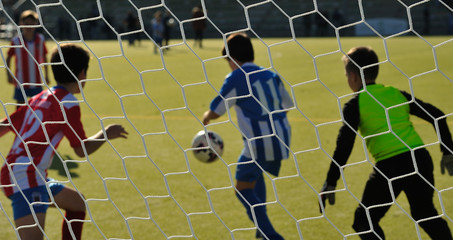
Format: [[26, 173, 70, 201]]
[[252, 78, 280, 115]]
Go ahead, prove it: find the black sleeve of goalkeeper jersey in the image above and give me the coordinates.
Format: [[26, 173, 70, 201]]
[[325, 96, 360, 186], [401, 91, 453, 155]]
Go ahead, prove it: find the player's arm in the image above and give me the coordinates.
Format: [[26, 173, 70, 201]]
[[203, 76, 236, 125], [325, 96, 360, 185], [278, 77, 294, 110], [401, 91, 453, 175], [202, 110, 220, 125], [0, 126, 9, 137], [402, 91, 453, 154], [73, 124, 128, 157], [0, 106, 27, 137], [203, 95, 229, 125], [0, 118, 11, 137], [320, 96, 359, 211], [64, 105, 127, 157]]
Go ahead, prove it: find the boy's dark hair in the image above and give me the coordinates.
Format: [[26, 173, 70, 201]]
[[19, 10, 39, 23], [343, 46, 379, 81], [222, 33, 254, 63], [50, 44, 90, 84]]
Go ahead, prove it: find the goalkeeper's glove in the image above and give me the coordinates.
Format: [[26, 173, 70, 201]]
[[441, 154, 453, 176], [319, 182, 336, 213]]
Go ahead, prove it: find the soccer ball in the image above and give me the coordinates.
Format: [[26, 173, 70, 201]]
[[191, 130, 224, 163], [166, 18, 176, 27]]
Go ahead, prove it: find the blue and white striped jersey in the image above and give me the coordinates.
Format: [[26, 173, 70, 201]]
[[210, 62, 293, 161]]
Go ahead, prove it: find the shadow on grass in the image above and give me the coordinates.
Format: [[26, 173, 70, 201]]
[[50, 154, 80, 178]]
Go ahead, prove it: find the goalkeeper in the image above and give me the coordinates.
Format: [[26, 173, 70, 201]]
[[320, 46, 453, 240], [202, 33, 293, 240]]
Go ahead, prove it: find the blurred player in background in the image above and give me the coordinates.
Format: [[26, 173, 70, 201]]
[[124, 11, 140, 46], [0, 43, 128, 240], [6, 10, 49, 107], [151, 10, 164, 54], [202, 33, 293, 240], [191, 6, 206, 48], [320, 46, 453, 240], [162, 10, 175, 48]]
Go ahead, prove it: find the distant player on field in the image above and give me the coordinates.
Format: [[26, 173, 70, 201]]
[[0, 43, 128, 240], [202, 33, 293, 240], [151, 10, 164, 54], [320, 46, 453, 240], [6, 10, 49, 106]]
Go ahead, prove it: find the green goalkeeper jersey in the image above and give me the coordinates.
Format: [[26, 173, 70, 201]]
[[325, 83, 453, 186], [358, 84, 424, 162]]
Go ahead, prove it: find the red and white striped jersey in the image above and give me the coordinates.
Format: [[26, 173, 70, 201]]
[[1, 86, 87, 197], [7, 33, 47, 88]]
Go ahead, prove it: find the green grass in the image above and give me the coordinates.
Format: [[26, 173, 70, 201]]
[[0, 36, 453, 239]]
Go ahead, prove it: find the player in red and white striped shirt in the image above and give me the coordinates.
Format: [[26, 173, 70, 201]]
[[6, 10, 49, 106], [0, 43, 128, 240]]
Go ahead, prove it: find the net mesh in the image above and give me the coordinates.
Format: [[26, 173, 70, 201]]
[[0, 0, 452, 239]]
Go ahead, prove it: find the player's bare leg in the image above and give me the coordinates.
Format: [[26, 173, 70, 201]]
[[15, 213, 46, 240], [53, 187, 86, 240]]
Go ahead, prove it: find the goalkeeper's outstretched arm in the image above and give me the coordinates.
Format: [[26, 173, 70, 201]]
[[402, 91, 453, 175], [320, 96, 360, 212]]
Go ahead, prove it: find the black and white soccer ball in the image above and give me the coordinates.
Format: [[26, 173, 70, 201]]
[[191, 130, 224, 163], [166, 18, 176, 27]]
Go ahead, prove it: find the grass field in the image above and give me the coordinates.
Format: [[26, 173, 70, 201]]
[[0, 36, 453, 240]]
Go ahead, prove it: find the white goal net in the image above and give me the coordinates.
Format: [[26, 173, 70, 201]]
[[1, 0, 453, 239]]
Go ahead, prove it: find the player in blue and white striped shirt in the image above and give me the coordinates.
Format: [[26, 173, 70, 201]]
[[203, 33, 293, 240]]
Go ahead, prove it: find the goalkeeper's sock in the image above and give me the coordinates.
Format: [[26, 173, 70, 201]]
[[62, 210, 86, 240], [237, 189, 284, 240]]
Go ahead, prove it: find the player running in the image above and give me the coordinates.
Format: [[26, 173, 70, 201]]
[[202, 33, 294, 240], [0, 43, 128, 240]]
